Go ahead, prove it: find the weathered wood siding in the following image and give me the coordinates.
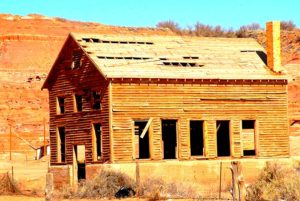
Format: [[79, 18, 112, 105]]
[[48, 39, 110, 165], [111, 82, 289, 162]]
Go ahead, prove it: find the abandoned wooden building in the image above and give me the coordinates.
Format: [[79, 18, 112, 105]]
[[42, 21, 289, 187]]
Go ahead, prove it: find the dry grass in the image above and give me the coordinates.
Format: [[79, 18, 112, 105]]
[[0, 173, 20, 195], [138, 177, 199, 200], [58, 170, 199, 200], [246, 162, 300, 201], [60, 169, 136, 199]]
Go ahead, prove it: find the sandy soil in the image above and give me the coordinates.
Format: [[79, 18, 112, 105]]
[[0, 195, 43, 201], [0, 196, 203, 201]]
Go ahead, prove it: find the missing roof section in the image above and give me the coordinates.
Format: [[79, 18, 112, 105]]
[[82, 37, 154, 45], [162, 61, 204, 67], [240, 50, 257, 52], [97, 56, 152, 60], [183, 56, 199, 59]]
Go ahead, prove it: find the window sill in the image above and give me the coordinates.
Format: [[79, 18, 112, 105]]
[[51, 162, 67, 165], [190, 156, 207, 160], [91, 160, 104, 164]]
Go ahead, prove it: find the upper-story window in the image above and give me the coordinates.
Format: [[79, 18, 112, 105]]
[[71, 50, 83, 70], [74, 94, 83, 112], [92, 91, 101, 110], [56, 97, 65, 114]]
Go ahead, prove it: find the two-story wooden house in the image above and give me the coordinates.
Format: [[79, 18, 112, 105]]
[[42, 21, 289, 188]]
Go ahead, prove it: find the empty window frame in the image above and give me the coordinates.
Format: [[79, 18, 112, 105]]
[[56, 97, 65, 114], [57, 127, 66, 163], [190, 120, 204, 156], [92, 91, 101, 110], [92, 123, 102, 161], [241, 120, 256, 156], [162, 120, 177, 159], [74, 94, 83, 112], [134, 121, 150, 159], [71, 50, 83, 69], [216, 121, 231, 157]]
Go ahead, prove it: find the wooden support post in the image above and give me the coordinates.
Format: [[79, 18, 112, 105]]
[[11, 166, 14, 181], [219, 161, 222, 199], [237, 162, 245, 201], [9, 126, 12, 161], [44, 118, 46, 156], [231, 161, 244, 201], [45, 173, 54, 201], [135, 160, 140, 196], [230, 161, 237, 201]]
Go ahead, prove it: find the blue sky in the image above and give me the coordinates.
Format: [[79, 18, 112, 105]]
[[0, 0, 299, 30]]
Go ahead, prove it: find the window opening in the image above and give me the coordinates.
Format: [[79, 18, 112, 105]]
[[190, 120, 204, 156], [242, 120, 256, 156], [216, 121, 231, 157], [74, 94, 83, 112], [71, 50, 83, 69], [134, 121, 150, 159], [162, 120, 177, 159], [92, 91, 101, 110], [92, 123, 102, 160], [57, 97, 65, 114], [58, 127, 66, 162]]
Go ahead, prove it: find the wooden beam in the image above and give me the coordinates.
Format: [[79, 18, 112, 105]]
[[140, 118, 153, 139]]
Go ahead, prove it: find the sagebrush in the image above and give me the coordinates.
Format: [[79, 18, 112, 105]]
[[61, 169, 136, 199], [59, 169, 198, 199], [138, 177, 198, 200], [246, 162, 300, 201], [0, 172, 20, 195]]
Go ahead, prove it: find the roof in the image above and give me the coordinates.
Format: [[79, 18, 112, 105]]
[[43, 33, 288, 89], [71, 33, 286, 81]]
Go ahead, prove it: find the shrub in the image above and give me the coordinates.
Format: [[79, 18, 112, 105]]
[[61, 169, 136, 199], [0, 173, 20, 195], [281, 20, 296, 31], [138, 177, 198, 199], [246, 162, 300, 201], [156, 20, 182, 34]]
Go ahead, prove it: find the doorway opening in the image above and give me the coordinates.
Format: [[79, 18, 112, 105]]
[[216, 121, 231, 157], [190, 120, 204, 156], [134, 121, 150, 159], [161, 120, 177, 159], [73, 145, 86, 181]]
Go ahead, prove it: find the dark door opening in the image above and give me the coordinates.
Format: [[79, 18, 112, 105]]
[[134, 121, 150, 159], [190, 120, 204, 156], [74, 145, 86, 180], [216, 121, 231, 157], [162, 120, 177, 159]]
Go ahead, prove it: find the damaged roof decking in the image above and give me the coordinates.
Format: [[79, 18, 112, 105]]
[[72, 33, 286, 81]]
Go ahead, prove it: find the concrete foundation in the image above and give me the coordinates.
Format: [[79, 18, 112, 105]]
[[50, 158, 297, 192]]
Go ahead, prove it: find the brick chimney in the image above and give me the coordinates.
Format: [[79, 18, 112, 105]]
[[266, 21, 281, 73]]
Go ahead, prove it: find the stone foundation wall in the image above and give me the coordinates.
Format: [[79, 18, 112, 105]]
[[49, 165, 70, 189], [52, 158, 295, 192]]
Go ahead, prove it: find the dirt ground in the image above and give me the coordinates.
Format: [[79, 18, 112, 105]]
[[0, 196, 205, 201]]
